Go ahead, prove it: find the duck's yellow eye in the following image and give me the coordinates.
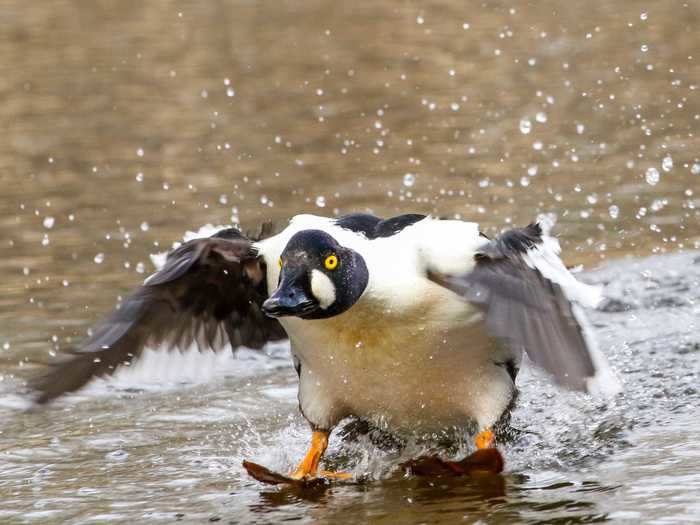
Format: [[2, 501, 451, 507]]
[[324, 254, 338, 271], [278, 257, 283, 268]]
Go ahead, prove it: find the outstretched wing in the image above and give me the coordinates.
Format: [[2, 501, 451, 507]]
[[31, 227, 287, 404], [429, 223, 619, 395]]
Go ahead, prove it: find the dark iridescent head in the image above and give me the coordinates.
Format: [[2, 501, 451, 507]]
[[261, 230, 369, 320]]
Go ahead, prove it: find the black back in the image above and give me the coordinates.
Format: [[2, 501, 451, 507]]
[[335, 213, 426, 239]]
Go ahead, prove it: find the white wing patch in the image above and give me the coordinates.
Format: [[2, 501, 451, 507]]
[[310, 269, 336, 309], [524, 234, 620, 396], [522, 235, 603, 309]]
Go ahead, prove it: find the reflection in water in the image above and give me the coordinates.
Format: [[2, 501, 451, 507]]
[[249, 473, 615, 525], [1, 1, 700, 523]]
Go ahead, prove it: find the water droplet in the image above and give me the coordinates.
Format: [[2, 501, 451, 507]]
[[41, 234, 49, 246], [416, 15, 424, 24], [43, 216, 55, 229], [533, 141, 543, 151], [640, 12, 648, 20], [587, 194, 598, 204], [535, 112, 547, 123], [527, 165, 538, 176], [105, 449, 129, 461], [691, 163, 700, 175], [520, 176, 530, 187], [640, 44, 649, 53], [94, 253, 105, 264], [450, 102, 460, 111], [315, 195, 326, 208], [645, 167, 660, 185], [260, 195, 269, 205], [661, 155, 673, 172], [519, 118, 532, 134], [576, 123, 585, 134], [140, 221, 149, 232], [226, 87, 235, 97], [135, 172, 144, 182], [403, 173, 416, 187], [650, 198, 666, 212], [136, 148, 144, 157], [135, 262, 145, 274]]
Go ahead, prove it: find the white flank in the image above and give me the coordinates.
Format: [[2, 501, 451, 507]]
[[412, 218, 484, 275]]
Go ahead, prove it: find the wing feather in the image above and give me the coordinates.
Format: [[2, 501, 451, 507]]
[[429, 224, 617, 394], [31, 228, 287, 404]]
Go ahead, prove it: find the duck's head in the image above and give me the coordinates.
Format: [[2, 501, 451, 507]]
[[262, 230, 369, 320]]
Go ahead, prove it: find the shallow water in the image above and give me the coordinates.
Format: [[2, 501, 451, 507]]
[[1, 1, 700, 524]]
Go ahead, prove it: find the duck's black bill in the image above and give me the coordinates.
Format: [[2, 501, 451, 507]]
[[262, 267, 319, 318]]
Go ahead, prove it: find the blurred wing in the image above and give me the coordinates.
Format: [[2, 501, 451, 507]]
[[32, 227, 287, 404], [429, 224, 618, 394]]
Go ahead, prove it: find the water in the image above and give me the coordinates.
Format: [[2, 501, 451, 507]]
[[1, 1, 700, 523]]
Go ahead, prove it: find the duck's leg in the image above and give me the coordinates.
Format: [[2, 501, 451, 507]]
[[290, 430, 352, 480], [289, 430, 328, 479], [243, 429, 351, 485], [475, 428, 496, 449]]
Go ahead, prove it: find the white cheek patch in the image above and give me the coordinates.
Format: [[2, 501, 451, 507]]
[[310, 269, 337, 309]]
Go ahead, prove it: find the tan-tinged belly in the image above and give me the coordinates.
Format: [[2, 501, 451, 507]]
[[283, 297, 515, 433]]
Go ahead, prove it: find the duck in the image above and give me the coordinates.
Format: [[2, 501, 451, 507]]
[[31, 212, 620, 482]]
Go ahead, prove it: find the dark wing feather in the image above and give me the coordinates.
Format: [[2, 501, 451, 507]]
[[32, 229, 286, 404], [428, 224, 596, 392], [335, 213, 426, 239]]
